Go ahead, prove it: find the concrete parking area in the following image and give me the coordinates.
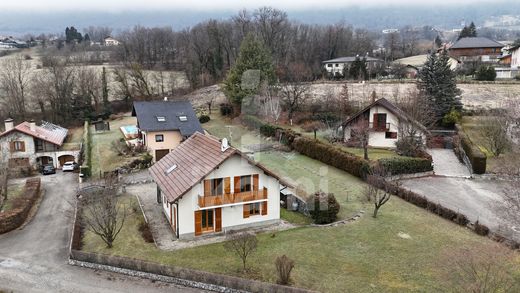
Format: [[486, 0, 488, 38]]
[[428, 148, 471, 178]]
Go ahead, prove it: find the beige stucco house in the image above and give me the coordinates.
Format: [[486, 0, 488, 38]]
[[149, 133, 290, 239], [342, 98, 428, 149], [132, 100, 204, 162]]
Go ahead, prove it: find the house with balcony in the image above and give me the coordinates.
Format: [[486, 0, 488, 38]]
[[132, 100, 204, 162], [448, 37, 504, 63], [0, 119, 80, 171], [341, 98, 428, 149], [149, 132, 290, 239]]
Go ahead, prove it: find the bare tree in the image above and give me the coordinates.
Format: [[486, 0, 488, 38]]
[[80, 175, 127, 248], [261, 84, 282, 124], [224, 231, 258, 272], [350, 119, 370, 160], [275, 255, 295, 285], [440, 243, 520, 293], [0, 55, 32, 120], [480, 116, 511, 157], [364, 166, 391, 218]]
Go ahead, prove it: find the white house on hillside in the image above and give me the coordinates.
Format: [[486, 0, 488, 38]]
[[323, 56, 384, 78], [342, 98, 428, 149], [149, 133, 289, 239], [103, 37, 120, 46]]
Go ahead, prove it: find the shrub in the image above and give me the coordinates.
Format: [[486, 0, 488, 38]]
[[138, 220, 154, 243], [275, 255, 295, 285], [442, 108, 462, 127], [242, 115, 279, 137], [307, 191, 340, 224], [457, 125, 487, 174], [220, 103, 233, 116], [378, 157, 433, 175], [475, 65, 496, 81], [198, 115, 210, 124], [474, 221, 490, 236]]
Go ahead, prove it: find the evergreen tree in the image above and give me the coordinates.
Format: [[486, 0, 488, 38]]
[[434, 35, 442, 48], [418, 50, 462, 122], [223, 34, 275, 111], [84, 33, 91, 43], [458, 22, 477, 40]]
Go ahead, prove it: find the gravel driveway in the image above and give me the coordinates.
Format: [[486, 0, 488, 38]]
[[0, 172, 200, 293]]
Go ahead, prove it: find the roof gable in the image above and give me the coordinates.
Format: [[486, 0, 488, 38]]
[[323, 56, 383, 63], [0, 121, 68, 146]]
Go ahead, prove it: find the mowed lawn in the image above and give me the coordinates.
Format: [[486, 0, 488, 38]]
[[82, 113, 509, 292], [90, 114, 140, 178]]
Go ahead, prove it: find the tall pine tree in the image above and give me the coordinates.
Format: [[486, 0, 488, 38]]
[[418, 50, 462, 122]]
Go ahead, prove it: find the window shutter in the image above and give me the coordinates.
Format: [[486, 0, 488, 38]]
[[194, 211, 202, 236], [262, 201, 268, 215], [204, 180, 210, 196], [243, 204, 250, 218], [234, 176, 241, 193], [253, 174, 259, 191], [215, 208, 222, 232], [372, 113, 378, 129], [224, 177, 230, 194], [20, 141, 25, 152], [9, 141, 14, 152]]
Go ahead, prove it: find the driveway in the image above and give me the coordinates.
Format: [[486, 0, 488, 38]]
[[0, 172, 201, 293], [428, 148, 471, 178], [400, 176, 519, 241]]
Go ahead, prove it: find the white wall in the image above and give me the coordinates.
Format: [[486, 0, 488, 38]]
[[0, 131, 36, 166], [512, 49, 520, 69]]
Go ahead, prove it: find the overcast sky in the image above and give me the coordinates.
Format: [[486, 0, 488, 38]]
[[0, 0, 498, 12]]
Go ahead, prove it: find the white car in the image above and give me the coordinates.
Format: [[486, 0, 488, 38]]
[[62, 161, 78, 172]]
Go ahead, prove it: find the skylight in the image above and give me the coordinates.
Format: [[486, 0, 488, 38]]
[[157, 116, 166, 122], [165, 164, 177, 175], [178, 115, 187, 122]]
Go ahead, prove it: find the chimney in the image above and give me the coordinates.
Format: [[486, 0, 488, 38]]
[[30, 120, 36, 132], [4, 118, 14, 132]]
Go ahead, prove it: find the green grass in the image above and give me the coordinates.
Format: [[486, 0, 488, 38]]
[[62, 126, 84, 151], [340, 146, 399, 160], [90, 115, 140, 178], [280, 208, 312, 225], [0, 184, 25, 213]]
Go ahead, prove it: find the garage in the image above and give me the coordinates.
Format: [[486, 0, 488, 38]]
[[155, 149, 170, 162], [58, 155, 75, 167]]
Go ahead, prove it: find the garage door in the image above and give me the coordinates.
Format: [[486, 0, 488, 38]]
[[155, 149, 170, 162], [58, 155, 75, 167]]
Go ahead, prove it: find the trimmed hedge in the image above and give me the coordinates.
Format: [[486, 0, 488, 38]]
[[81, 121, 92, 177], [378, 157, 433, 175], [292, 136, 370, 179], [456, 125, 486, 174], [198, 115, 210, 124], [242, 115, 280, 138]]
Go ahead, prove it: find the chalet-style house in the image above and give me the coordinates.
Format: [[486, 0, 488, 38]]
[[448, 37, 504, 63], [341, 98, 428, 149], [149, 133, 288, 239], [323, 56, 384, 78], [132, 100, 204, 162], [0, 119, 80, 170]]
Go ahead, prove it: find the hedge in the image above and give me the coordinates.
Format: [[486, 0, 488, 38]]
[[378, 157, 433, 175], [291, 136, 370, 179], [81, 121, 92, 177], [456, 124, 486, 174], [242, 115, 280, 138]]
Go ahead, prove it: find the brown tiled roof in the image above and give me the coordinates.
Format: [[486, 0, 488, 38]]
[[0, 121, 68, 146], [149, 132, 289, 203]]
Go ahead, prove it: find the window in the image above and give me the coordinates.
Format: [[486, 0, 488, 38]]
[[201, 209, 214, 230], [327, 64, 332, 68], [211, 178, 223, 196], [11, 141, 25, 152], [385, 131, 398, 139], [155, 134, 164, 142], [178, 115, 187, 122], [36, 139, 44, 152], [373, 113, 387, 131], [240, 175, 252, 192], [156, 116, 166, 122], [249, 203, 261, 216], [335, 63, 339, 67]]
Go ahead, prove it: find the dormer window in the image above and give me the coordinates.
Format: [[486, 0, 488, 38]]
[[157, 116, 166, 122], [178, 115, 187, 122]]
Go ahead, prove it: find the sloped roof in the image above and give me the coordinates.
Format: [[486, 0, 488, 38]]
[[0, 120, 68, 146], [394, 54, 459, 70], [342, 98, 428, 132], [450, 37, 504, 49], [323, 56, 383, 63], [149, 133, 289, 203], [132, 100, 204, 136]]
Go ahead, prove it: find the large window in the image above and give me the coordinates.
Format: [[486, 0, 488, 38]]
[[249, 203, 261, 215], [12, 141, 25, 152], [201, 209, 214, 230], [211, 178, 223, 196], [385, 132, 397, 139], [155, 134, 164, 142], [240, 175, 252, 192]]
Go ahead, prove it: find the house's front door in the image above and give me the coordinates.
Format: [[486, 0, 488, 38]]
[[201, 209, 214, 232], [195, 208, 222, 236], [155, 149, 170, 162]]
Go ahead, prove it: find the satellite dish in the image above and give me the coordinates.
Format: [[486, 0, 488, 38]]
[[221, 138, 230, 152]]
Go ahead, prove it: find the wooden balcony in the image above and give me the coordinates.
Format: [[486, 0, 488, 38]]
[[198, 187, 268, 208]]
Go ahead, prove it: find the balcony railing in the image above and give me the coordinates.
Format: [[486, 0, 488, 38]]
[[369, 122, 390, 132], [198, 187, 268, 208]]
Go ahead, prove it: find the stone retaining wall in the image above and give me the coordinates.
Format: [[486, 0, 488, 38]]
[[0, 178, 41, 234]]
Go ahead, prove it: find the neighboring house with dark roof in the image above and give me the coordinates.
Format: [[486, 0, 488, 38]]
[[341, 98, 428, 148], [448, 37, 504, 63], [132, 100, 204, 162], [323, 56, 384, 78], [149, 132, 290, 239], [0, 119, 80, 170]]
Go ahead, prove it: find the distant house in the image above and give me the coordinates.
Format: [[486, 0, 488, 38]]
[[323, 56, 384, 78], [132, 100, 204, 162], [448, 37, 504, 63], [393, 54, 460, 78], [511, 46, 520, 69], [341, 98, 428, 149], [103, 37, 120, 46], [0, 119, 80, 170], [149, 132, 289, 239]]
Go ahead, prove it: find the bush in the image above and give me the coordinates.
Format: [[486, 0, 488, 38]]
[[307, 191, 340, 224], [275, 255, 295, 285], [292, 136, 370, 178], [442, 109, 462, 127], [198, 115, 210, 124], [219, 103, 234, 116], [242, 115, 279, 137], [456, 125, 487, 174], [378, 157, 433, 175], [475, 65, 496, 81], [138, 220, 154, 243], [474, 221, 490, 236]]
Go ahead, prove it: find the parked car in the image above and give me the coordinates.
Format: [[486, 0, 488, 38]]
[[62, 161, 78, 172], [41, 165, 56, 175]]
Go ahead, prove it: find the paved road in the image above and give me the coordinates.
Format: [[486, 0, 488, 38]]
[[400, 176, 519, 241], [428, 149, 471, 178], [0, 172, 201, 293]]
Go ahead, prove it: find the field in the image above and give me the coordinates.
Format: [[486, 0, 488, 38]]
[[0, 184, 25, 213], [82, 113, 512, 292]]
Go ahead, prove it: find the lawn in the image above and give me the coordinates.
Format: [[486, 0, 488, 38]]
[[62, 126, 84, 151], [340, 146, 399, 160], [82, 113, 512, 292], [90, 114, 141, 178], [0, 183, 25, 213]]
